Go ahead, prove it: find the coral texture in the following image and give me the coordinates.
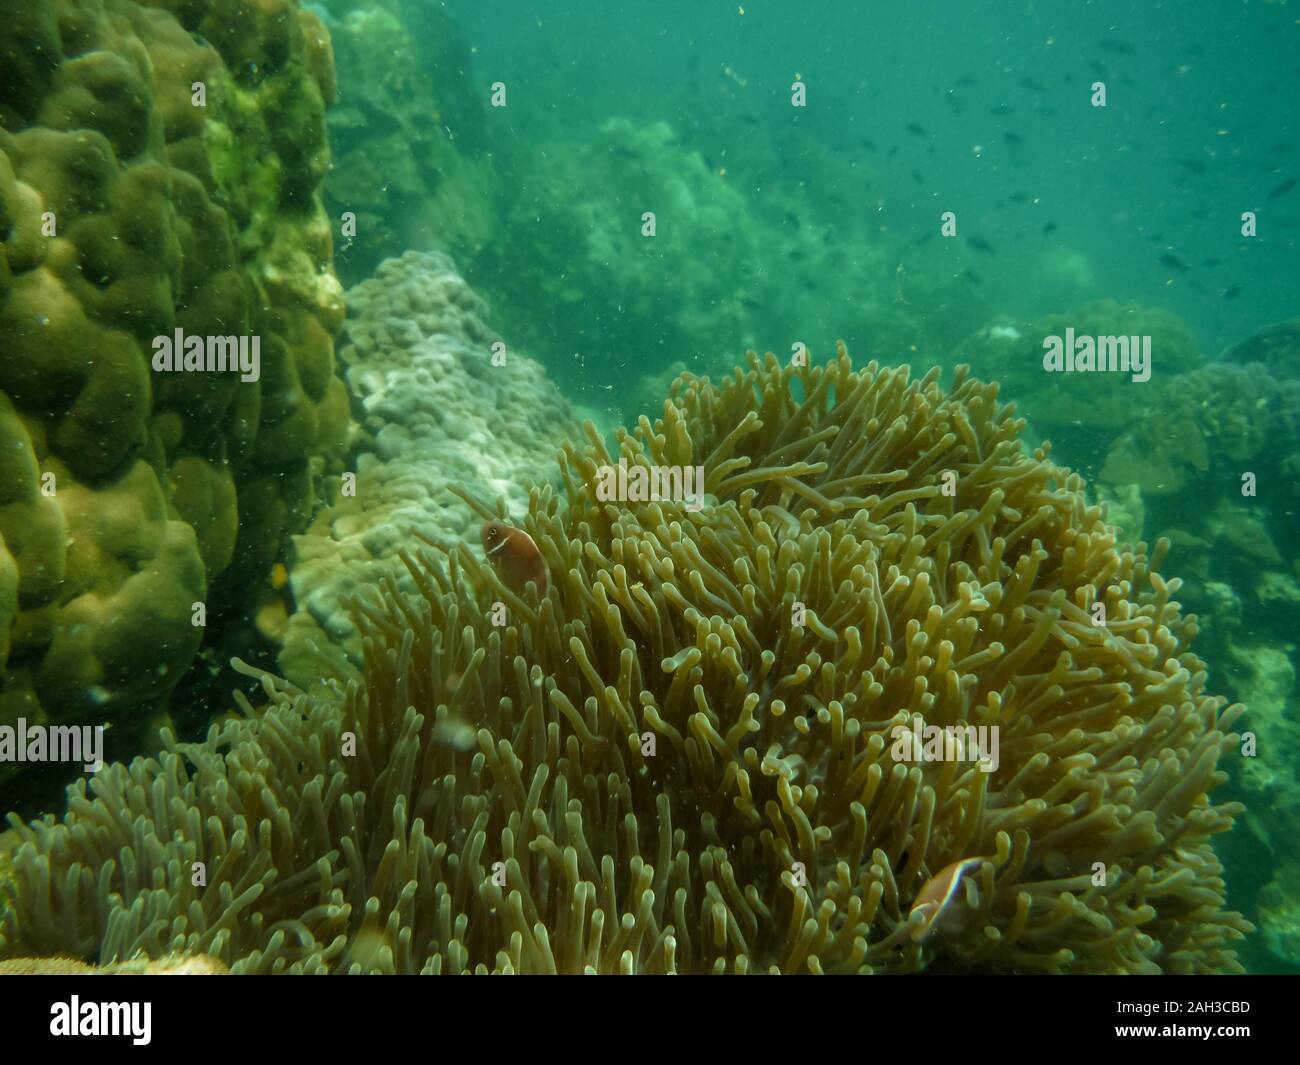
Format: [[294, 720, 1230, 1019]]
[[0, 0, 349, 776], [0, 952, 227, 974], [956, 300, 1203, 468], [318, 0, 495, 284], [0, 349, 1249, 973], [1096, 332, 1300, 968], [281, 251, 580, 690]]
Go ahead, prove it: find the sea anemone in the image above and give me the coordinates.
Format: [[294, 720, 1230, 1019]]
[[0, 347, 1250, 972]]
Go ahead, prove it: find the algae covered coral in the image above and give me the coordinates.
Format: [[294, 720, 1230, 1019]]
[[0, 0, 348, 789], [0, 349, 1250, 973]]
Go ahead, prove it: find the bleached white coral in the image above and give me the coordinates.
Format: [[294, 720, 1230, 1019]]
[[282, 251, 580, 686]]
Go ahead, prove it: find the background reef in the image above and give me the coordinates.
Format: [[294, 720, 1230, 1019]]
[[0, 351, 1251, 973], [0, 0, 348, 798], [1095, 323, 1300, 963]]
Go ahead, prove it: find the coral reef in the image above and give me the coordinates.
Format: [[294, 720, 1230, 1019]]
[[0, 0, 349, 784], [956, 300, 1203, 475], [316, 0, 496, 284], [1095, 328, 1300, 970], [281, 251, 580, 692], [477, 117, 764, 396], [476, 116, 989, 402], [0, 349, 1249, 973]]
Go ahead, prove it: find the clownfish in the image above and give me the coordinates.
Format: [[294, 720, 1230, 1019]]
[[481, 520, 548, 597], [907, 857, 985, 942]]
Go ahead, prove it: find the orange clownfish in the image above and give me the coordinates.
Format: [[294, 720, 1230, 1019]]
[[481, 520, 549, 597]]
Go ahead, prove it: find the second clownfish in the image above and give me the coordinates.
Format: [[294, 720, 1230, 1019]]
[[481, 520, 549, 597]]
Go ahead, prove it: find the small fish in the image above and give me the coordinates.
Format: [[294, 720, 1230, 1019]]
[[860, 138, 878, 152], [1176, 158, 1207, 175], [270, 562, 289, 590], [1203, 257, 1221, 267], [1004, 131, 1023, 150], [1020, 77, 1046, 92], [1268, 177, 1297, 199], [911, 169, 924, 185], [1222, 284, 1241, 299], [955, 76, 977, 88], [887, 144, 900, 158], [989, 103, 1013, 116], [481, 521, 549, 596], [1087, 59, 1107, 76], [1097, 38, 1135, 55], [1009, 190, 1029, 203], [960, 268, 981, 284], [906, 122, 928, 137], [1042, 221, 1058, 234], [966, 237, 995, 254], [909, 858, 985, 941], [1158, 253, 1187, 272]]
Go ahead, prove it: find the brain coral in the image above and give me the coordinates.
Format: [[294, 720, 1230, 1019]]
[[0, 0, 349, 777], [0, 349, 1250, 973]]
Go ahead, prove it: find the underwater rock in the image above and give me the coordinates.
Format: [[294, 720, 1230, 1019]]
[[281, 251, 580, 691], [1218, 318, 1300, 375], [0, 0, 348, 789]]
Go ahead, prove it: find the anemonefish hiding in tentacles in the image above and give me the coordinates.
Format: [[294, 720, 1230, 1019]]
[[481, 520, 549, 596], [907, 857, 985, 941]]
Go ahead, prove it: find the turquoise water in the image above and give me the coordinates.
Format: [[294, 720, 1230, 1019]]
[[434, 0, 1297, 392]]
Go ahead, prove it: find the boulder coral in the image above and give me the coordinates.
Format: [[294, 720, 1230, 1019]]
[[0, 349, 1250, 973], [0, 0, 350, 782]]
